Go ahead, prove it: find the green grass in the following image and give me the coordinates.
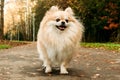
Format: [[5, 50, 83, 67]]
[[0, 45, 11, 49], [81, 43, 120, 52], [0, 40, 28, 50]]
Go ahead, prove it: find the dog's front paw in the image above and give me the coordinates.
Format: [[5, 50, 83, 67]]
[[60, 67, 68, 74], [45, 66, 52, 73]]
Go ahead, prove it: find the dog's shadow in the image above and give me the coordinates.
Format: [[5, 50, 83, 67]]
[[20, 66, 89, 78]]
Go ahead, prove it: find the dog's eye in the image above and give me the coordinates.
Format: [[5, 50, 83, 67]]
[[65, 19, 69, 23], [56, 18, 60, 22]]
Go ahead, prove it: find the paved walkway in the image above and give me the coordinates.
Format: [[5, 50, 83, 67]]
[[0, 43, 120, 80]]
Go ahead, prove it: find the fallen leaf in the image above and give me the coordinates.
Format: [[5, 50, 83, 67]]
[[6, 72, 10, 75], [91, 74, 100, 78], [36, 68, 43, 71], [96, 67, 101, 70]]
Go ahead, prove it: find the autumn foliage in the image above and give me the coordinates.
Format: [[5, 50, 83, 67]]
[[103, 2, 119, 30]]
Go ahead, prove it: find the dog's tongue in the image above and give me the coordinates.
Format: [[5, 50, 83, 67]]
[[59, 26, 66, 31], [59, 26, 65, 30], [56, 25, 66, 31]]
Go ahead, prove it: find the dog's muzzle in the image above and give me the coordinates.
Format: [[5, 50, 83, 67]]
[[56, 21, 67, 31]]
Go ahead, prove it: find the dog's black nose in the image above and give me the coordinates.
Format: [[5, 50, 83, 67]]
[[61, 21, 65, 25]]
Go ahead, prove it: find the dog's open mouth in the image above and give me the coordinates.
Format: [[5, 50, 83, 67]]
[[56, 25, 67, 31]]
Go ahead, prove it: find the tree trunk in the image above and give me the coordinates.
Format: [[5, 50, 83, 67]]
[[0, 0, 4, 40], [117, 28, 120, 42]]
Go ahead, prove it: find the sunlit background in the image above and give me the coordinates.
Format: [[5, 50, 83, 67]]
[[4, 0, 36, 41]]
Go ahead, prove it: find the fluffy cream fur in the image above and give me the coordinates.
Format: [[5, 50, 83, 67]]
[[37, 6, 84, 74]]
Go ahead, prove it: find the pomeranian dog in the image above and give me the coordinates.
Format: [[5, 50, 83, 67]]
[[37, 6, 84, 74]]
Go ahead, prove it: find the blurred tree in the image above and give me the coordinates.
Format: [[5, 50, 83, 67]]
[[4, 0, 36, 41], [0, 0, 4, 40]]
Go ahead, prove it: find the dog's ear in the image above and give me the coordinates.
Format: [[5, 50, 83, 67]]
[[45, 6, 59, 15], [49, 6, 59, 12], [65, 7, 74, 15]]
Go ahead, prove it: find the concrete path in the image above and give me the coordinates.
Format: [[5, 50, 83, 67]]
[[0, 43, 120, 80]]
